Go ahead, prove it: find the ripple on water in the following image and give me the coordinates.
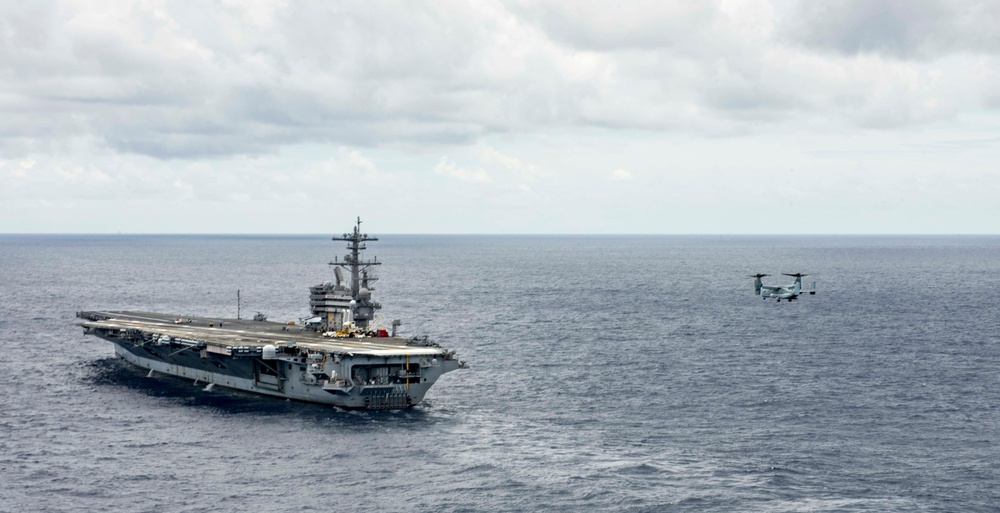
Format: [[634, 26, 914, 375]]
[[2, 235, 1000, 512]]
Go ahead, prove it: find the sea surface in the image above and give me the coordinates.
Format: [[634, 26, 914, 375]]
[[1, 234, 998, 512]]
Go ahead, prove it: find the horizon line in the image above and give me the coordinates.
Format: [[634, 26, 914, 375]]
[[2, 232, 998, 237]]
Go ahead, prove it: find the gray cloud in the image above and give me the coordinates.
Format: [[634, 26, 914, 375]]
[[780, 0, 1000, 59], [0, 1, 524, 158], [1, 1, 998, 161], [506, 0, 721, 51]]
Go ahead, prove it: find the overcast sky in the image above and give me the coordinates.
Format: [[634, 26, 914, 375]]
[[2, 0, 999, 234]]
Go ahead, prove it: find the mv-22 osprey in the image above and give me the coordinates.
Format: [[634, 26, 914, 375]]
[[751, 273, 816, 302]]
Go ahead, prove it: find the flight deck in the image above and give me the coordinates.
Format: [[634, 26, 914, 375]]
[[77, 310, 446, 357]]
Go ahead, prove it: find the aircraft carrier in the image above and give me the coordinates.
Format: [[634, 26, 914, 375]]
[[77, 219, 466, 409]]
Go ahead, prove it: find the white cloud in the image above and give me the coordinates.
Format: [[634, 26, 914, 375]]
[[301, 147, 394, 195], [2, 1, 1000, 233], [434, 157, 491, 183], [0, 159, 28, 180], [481, 145, 527, 172], [342, 149, 377, 175], [3, 0, 999, 162], [172, 179, 195, 200], [479, 144, 547, 182], [609, 168, 633, 181]]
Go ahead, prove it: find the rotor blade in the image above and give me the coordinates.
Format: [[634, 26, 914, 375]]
[[781, 273, 808, 278]]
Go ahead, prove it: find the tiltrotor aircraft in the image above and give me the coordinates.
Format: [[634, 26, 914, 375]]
[[751, 273, 816, 302]]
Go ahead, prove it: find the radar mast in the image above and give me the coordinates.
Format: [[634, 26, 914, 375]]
[[331, 216, 381, 296]]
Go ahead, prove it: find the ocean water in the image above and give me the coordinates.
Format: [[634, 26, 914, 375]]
[[1, 234, 998, 512]]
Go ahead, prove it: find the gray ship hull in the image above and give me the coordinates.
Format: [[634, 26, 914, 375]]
[[81, 311, 463, 409]]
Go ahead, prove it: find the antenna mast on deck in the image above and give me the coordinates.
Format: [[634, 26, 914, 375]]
[[309, 217, 384, 332], [331, 217, 381, 299]]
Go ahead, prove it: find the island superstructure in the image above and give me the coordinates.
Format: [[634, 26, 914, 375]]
[[77, 218, 466, 409]]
